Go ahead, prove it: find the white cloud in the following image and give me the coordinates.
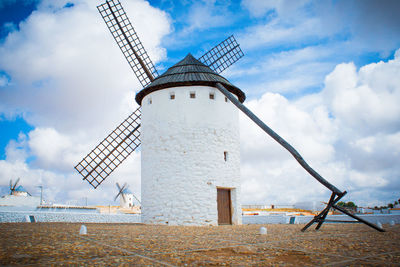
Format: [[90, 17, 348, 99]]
[[239, 49, 400, 206], [323, 52, 400, 135], [0, 0, 170, 134], [27, 127, 81, 172], [239, 92, 339, 204], [240, 0, 400, 55], [240, 17, 324, 51], [0, 74, 9, 87], [0, 0, 169, 204], [184, 1, 233, 33]]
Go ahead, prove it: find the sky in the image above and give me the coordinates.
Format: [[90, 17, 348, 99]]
[[0, 0, 399, 208]]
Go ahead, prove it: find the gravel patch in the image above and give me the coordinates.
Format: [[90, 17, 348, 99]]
[[0, 223, 399, 266]]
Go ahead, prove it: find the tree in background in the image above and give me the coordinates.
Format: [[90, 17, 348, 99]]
[[337, 201, 357, 213], [337, 201, 357, 208]]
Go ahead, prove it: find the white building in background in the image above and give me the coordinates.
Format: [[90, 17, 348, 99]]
[[0, 186, 40, 207], [12, 186, 28, 197], [294, 201, 326, 211], [137, 54, 246, 226], [119, 188, 134, 208]]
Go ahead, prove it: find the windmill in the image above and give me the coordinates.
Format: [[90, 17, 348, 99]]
[[9, 178, 20, 195], [9, 178, 31, 196], [114, 182, 140, 208], [75, 0, 383, 231]]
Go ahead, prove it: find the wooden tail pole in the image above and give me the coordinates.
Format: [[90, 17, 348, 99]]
[[215, 82, 385, 232]]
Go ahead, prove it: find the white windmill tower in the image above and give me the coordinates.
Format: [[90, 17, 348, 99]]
[[75, 0, 385, 231], [9, 178, 31, 197], [136, 53, 245, 225], [75, 0, 245, 226], [114, 182, 140, 208]]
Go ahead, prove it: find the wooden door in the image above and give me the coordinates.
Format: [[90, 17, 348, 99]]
[[217, 188, 232, 225]]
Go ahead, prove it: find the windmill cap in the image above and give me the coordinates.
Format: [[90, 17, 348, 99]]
[[15, 185, 26, 192], [135, 53, 246, 105], [122, 188, 132, 194]]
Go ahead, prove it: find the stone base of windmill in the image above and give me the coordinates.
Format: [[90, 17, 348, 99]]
[[141, 185, 242, 226], [141, 181, 243, 226]]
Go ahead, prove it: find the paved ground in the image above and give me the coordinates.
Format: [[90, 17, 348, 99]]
[[0, 223, 399, 266]]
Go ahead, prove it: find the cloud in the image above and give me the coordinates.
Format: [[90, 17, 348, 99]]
[[184, 1, 233, 32], [235, 0, 400, 101], [0, 0, 169, 204], [240, 0, 400, 55], [0, 73, 10, 87], [230, 46, 335, 99], [0, 0, 171, 134], [323, 53, 400, 135], [27, 127, 82, 172], [315, 0, 400, 56], [239, 49, 400, 207], [239, 92, 339, 205]]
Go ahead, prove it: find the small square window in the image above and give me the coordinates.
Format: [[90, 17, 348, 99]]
[[209, 93, 215, 100], [170, 93, 175, 100], [148, 98, 152, 105], [225, 97, 228, 102], [190, 92, 196, 98]]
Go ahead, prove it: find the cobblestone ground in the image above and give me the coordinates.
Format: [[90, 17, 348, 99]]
[[0, 223, 399, 266]]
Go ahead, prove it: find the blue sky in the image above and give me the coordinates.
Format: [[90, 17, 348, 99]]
[[0, 0, 399, 207]]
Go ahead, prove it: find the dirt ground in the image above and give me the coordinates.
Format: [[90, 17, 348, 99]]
[[0, 223, 399, 266]]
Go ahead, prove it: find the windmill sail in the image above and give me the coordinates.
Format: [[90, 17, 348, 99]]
[[9, 178, 20, 194], [198, 35, 244, 74], [75, 2, 245, 190], [74, 107, 141, 189], [115, 182, 127, 201], [97, 0, 158, 87]]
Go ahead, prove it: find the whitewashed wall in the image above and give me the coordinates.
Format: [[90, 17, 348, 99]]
[[243, 214, 400, 225], [141, 85, 242, 226], [120, 193, 134, 208], [0, 211, 141, 223]]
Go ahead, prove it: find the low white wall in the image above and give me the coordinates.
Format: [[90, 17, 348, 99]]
[[243, 214, 400, 225], [0, 211, 141, 223], [3, 212, 399, 225], [243, 215, 288, 224]]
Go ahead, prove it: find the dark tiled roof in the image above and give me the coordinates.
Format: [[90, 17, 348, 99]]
[[135, 53, 246, 105]]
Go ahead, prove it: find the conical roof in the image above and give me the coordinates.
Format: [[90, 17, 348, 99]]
[[135, 53, 245, 105], [15, 185, 26, 192], [122, 188, 132, 194]]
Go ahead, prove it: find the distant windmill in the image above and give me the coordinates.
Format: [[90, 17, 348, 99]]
[[9, 178, 20, 195], [9, 178, 31, 196], [75, 0, 383, 231], [114, 182, 140, 208]]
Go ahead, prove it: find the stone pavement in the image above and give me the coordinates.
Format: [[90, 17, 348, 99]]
[[0, 223, 399, 266]]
